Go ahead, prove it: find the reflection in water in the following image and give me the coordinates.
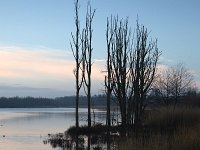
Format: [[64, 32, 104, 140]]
[[0, 108, 106, 150], [45, 132, 118, 150]]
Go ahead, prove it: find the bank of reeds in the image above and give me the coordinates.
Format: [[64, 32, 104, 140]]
[[119, 106, 200, 150], [67, 124, 121, 136]]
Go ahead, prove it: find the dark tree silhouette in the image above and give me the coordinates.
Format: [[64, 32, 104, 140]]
[[70, 0, 83, 128], [154, 69, 172, 105], [155, 63, 193, 107], [130, 22, 160, 127], [107, 17, 134, 127], [105, 17, 114, 128], [170, 64, 193, 106], [82, 2, 95, 128], [106, 17, 160, 129]]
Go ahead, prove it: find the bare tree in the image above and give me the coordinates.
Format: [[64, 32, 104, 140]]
[[170, 64, 193, 105], [70, 0, 82, 129], [82, 3, 95, 128], [106, 17, 160, 129], [107, 17, 134, 127], [155, 64, 193, 106], [105, 17, 114, 128], [154, 69, 172, 105], [131, 22, 160, 127]]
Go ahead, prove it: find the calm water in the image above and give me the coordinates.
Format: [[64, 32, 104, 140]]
[[0, 108, 106, 150]]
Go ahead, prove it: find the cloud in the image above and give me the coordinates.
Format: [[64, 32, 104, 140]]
[[156, 63, 168, 72], [2, 45, 198, 97], [158, 56, 174, 65], [190, 70, 200, 89], [0, 45, 105, 97], [0, 46, 74, 85], [0, 85, 69, 98], [196, 81, 200, 89]]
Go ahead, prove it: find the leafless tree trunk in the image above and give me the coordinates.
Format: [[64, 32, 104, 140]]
[[70, 0, 82, 129], [105, 17, 114, 128], [107, 17, 134, 127], [106, 17, 160, 129], [131, 22, 160, 127], [82, 3, 95, 128]]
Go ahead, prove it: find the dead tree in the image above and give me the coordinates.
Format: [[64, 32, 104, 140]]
[[154, 64, 193, 107], [154, 70, 172, 105], [106, 17, 160, 129], [70, 0, 82, 128], [170, 64, 193, 106], [131, 22, 160, 127], [105, 17, 114, 128], [108, 17, 134, 127], [82, 3, 95, 128]]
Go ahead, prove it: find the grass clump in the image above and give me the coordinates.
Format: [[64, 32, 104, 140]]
[[145, 106, 200, 130], [118, 106, 200, 150], [67, 124, 107, 136], [119, 126, 200, 150]]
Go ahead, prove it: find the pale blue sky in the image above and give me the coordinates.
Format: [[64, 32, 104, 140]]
[[0, 0, 199, 97]]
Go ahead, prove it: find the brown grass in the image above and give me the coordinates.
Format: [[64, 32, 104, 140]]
[[118, 106, 200, 150], [145, 106, 200, 129]]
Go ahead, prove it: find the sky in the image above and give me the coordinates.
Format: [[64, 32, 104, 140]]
[[0, 0, 199, 97]]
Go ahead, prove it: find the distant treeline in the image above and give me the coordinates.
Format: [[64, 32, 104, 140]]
[[0, 93, 199, 108], [0, 95, 115, 108]]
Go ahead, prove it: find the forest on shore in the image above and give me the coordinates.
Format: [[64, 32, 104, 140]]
[[0, 95, 112, 108]]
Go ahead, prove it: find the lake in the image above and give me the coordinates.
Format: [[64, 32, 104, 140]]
[[0, 108, 106, 150]]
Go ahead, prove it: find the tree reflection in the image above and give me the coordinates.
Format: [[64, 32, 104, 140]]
[[44, 132, 115, 150]]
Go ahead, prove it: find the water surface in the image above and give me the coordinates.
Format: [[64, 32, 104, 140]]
[[0, 108, 106, 150]]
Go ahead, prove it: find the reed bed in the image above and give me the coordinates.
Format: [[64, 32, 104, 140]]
[[118, 106, 200, 150]]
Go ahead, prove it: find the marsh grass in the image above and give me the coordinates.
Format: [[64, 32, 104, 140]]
[[67, 124, 122, 136], [145, 106, 200, 128], [118, 126, 200, 150], [119, 106, 200, 150]]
